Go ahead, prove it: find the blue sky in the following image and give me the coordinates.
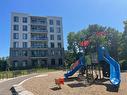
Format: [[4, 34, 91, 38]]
[[0, 0, 127, 57]]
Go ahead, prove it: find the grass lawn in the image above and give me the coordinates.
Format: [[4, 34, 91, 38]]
[[0, 68, 57, 79]]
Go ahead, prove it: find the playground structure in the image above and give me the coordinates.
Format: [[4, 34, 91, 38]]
[[64, 46, 121, 86], [55, 31, 121, 89]]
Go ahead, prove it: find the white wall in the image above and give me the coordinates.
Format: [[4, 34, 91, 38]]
[[47, 16, 64, 48], [11, 12, 64, 49], [11, 12, 30, 48]]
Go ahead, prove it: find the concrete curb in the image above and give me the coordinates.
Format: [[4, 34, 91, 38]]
[[10, 74, 48, 95], [11, 85, 34, 95]]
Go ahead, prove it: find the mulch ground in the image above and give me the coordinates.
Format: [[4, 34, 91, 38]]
[[22, 71, 127, 95]]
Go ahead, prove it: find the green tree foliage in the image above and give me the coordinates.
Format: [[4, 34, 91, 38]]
[[64, 50, 76, 69], [0, 57, 8, 71], [66, 24, 125, 69], [67, 24, 120, 54], [120, 21, 127, 61], [106, 28, 122, 60]]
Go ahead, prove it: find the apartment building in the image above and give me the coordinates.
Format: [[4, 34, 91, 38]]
[[10, 12, 64, 69]]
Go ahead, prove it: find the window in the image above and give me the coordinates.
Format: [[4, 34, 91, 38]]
[[31, 17, 37, 23], [58, 43, 62, 48], [31, 50, 48, 57], [51, 59, 55, 65], [44, 43, 48, 48], [40, 20, 46, 24], [49, 19, 53, 25], [13, 61, 18, 67], [50, 27, 54, 32], [44, 50, 48, 56], [23, 25, 27, 31], [56, 27, 61, 33], [22, 33, 27, 39], [50, 42, 54, 48], [13, 42, 19, 48], [51, 50, 55, 56], [58, 50, 62, 55], [22, 60, 27, 67], [22, 17, 27, 23], [14, 16, 19, 22], [57, 35, 61, 40], [13, 33, 19, 39], [23, 42, 27, 48], [56, 20, 60, 25], [31, 25, 47, 32], [31, 42, 48, 48], [58, 59, 63, 65], [50, 35, 54, 40], [13, 25, 19, 31], [31, 17, 46, 24], [12, 50, 19, 57], [22, 50, 27, 56]]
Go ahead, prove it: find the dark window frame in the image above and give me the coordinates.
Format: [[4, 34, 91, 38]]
[[22, 17, 27, 23], [14, 16, 19, 22], [50, 42, 54, 48], [58, 43, 62, 48], [23, 42, 28, 48], [50, 35, 54, 40], [13, 42, 19, 48], [22, 33, 27, 39], [51, 59, 55, 65], [49, 19, 54, 25], [13, 33, 19, 39], [57, 35, 61, 40], [13, 25, 19, 31], [56, 20, 60, 26], [50, 27, 54, 32], [23, 25, 28, 31]]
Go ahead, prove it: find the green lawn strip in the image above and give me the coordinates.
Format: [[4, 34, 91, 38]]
[[0, 68, 57, 79], [35, 68, 56, 73]]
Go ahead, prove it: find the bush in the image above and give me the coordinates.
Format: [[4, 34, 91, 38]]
[[121, 61, 127, 70]]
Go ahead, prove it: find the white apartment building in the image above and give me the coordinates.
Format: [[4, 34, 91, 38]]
[[10, 12, 64, 69]]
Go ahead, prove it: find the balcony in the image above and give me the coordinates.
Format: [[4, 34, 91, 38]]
[[31, 29, 48, 33], [31, 21, 47, 25], [30, 17, 47, 25], [31, 50, 48, 57], [31, 55, 48, 57], [31, 25, 48, 33], [31, 33, 48, 41], [31, 45, 48, 48], [31, 37, 48, 41], [31, 41, 48, 48], [31, 54, 48, 57]]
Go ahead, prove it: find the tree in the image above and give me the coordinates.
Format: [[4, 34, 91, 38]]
[[120, 21, 127, 60], [0, 57, 8, 71], [64, 50, 76, 69], [106, 28, 122, 60], [67, 32, 81, 60], [66, 24, 122, 64]]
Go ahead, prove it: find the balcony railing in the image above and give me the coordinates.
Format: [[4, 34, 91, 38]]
[[31, 20, 47, 25], [30, 17, 47, 25], [31, 29, 48, 33], [31, 45, 48, 48], [31, 54, 48, 57], [31, 37, 48, 40]]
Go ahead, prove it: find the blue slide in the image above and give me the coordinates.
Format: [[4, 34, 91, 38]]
[[98, 47, 121, 86], [64, 57, 85, 78]]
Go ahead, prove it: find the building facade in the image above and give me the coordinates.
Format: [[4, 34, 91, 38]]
[[10, 12, 64, 69]]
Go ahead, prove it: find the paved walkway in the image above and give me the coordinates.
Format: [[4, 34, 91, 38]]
[[0, 73, 38, 95]]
